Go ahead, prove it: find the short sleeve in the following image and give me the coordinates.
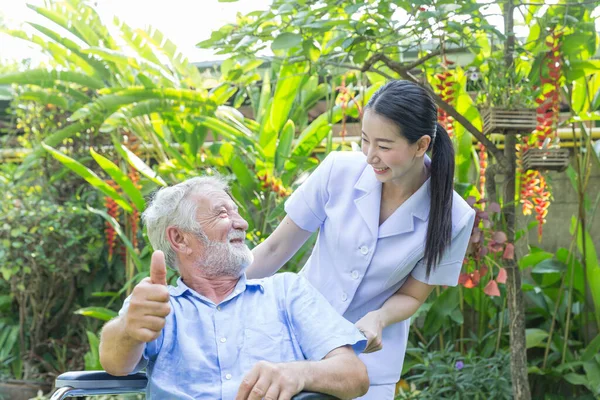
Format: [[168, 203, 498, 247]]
[[283, 274, 367, 360], [284, 152, 337, 232], [411, 209, 476, 286], [118, 295, 164, 370]]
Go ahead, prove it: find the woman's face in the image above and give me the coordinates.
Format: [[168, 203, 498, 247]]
[[361, 110, 423, 183]]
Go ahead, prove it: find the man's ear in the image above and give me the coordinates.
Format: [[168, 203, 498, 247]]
[[166, 226, 192, 256], [416, 135, 431, 157]]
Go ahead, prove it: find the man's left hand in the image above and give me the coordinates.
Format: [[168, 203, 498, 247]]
[[236, 361, 304, 400], [355, 311, 385, 353]]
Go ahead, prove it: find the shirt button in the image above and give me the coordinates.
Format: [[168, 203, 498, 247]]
[[225, 374, 232, 380], [217, 306, 222, 311], [220, 337, 227, 343], [360, 246, 369, 255], [341, 292, 348, 302], [351, 270, 359, 280]]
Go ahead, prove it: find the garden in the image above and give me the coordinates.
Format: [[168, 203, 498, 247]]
[[0, 0, 599, 399]]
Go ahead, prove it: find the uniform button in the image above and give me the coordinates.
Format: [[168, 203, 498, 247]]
[[225, 373, 232, 380], [351, 270, 359, 280], [217, 306, 222, 311], [360, 246, 369, 255], [220, 337, 227, 343], [341, 292, 348, 302]]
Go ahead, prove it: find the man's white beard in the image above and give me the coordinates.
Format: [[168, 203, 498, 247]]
[[194, 232, 254, 278]]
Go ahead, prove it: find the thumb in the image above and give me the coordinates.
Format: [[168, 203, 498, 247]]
[[150, 250, 168, 286]]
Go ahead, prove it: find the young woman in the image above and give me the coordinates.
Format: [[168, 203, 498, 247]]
[[247, 80, 476, 399]]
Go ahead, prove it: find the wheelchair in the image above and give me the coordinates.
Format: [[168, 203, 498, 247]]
[[49, 370, 337, 399]]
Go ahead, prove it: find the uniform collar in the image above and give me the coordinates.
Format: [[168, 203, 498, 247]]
[[354, 155, 431, 238]]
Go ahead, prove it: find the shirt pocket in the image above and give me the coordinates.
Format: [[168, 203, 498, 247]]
[[242, 321, 287, 373]]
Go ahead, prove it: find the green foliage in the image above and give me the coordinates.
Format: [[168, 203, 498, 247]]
[[0, 175, 104, 379], [398, 345, 512, 400]]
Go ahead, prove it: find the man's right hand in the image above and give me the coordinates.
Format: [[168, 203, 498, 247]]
[[123, 250, 171, 343]]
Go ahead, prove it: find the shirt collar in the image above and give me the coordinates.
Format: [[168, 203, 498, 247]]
[[168, 273, 265, 302]]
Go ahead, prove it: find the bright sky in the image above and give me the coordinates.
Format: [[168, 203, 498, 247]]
[[0, 0, 270, 64]]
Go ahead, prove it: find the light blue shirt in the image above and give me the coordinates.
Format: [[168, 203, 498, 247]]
[[119, 272, 367, 399], [285, 151, 476, 386]]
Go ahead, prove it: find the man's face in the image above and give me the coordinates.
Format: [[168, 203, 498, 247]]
[[190, 190, 253, 277]]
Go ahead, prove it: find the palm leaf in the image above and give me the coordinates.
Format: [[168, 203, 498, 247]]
[[0, 69, 105, 90], [41, 143, 133, 213]]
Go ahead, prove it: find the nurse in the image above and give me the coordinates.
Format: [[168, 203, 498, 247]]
[[246, 80, 476, 399]]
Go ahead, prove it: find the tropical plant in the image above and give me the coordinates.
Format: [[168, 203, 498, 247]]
[[200, 2, 600, 399], [0, 176, 104, 380], [398, 344, 513, 400]]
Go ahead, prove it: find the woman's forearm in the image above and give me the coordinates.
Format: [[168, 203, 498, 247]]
[[377, 293, 423, 327], [246, 216, 313, 279], [247, 239, 285, 278]]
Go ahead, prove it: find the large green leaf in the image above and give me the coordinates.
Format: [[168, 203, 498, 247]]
[[27, 22, 110, 80], [272, 33, 303, 50], [582, 334, 600, 362], [74, 307, 117, 322], [70, 87, 212, 122], [275, 120, 295, 174], [42, 143, 133, 213], [90, 148, 146, 211], [0, 69, 105, 89], [114, 16, 164, 69], [423, 286, 460, 335], [526, 328, 549, 349], [18, 90, 69, 110], [256, 70, 271, 125], [113, 143, 167, 187], [570, 216, 600, 328], [260, 61, 308, 158]]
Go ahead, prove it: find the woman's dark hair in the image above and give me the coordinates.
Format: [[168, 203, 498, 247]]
[[365, 80, 454, 278]]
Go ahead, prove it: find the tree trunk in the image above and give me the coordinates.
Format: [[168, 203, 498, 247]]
[[503, 134, 531, 399]]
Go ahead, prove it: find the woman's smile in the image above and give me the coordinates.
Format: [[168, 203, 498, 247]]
[[372, 166, 390, 175]]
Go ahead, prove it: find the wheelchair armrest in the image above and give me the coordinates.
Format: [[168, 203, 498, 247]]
[[55, 370, 147, 390], [292, 392, 338, 400], [54, 371, 336, 399]]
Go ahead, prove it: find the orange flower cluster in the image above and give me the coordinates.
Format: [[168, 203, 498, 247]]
[[435, 71, 456, 138], [336, 75, 362, 140], [520, 29, 563, 240], [258, 172, 291, 198], [478, 143, 488, 200], [128, 168, 141, 250], [104, 180, 120, 261]]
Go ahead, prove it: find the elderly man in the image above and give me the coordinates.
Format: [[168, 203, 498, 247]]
[[99, 177, 369, 400]]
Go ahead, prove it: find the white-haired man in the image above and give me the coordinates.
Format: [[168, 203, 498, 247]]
[[99, 177, 369, 400]]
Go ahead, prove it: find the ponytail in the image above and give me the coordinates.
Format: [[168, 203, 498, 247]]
[[424, 123, 454, 278], [365, 80, 455, 277]]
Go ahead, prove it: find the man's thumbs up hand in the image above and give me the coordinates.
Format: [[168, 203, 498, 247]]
[[124, 251, 171, 343], [150, 250, 168, 286]]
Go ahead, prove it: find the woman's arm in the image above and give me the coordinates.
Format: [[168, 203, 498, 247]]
[[246, 215, 313, 279], [356, 276, 434, 353]]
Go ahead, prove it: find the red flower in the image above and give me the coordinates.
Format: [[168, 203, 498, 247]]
[[484, 280, 501, 296], [496, 268, 507, 284]]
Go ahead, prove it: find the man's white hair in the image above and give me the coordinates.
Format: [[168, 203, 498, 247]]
[[142, 176, 229, 271]]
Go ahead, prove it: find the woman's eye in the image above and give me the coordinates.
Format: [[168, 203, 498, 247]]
[[379, 146, 390, 150], [362, 137, 369, 143]]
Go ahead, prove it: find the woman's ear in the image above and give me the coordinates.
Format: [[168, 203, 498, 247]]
[[416, 135, 431, 157], [166, 226, 192, 256]]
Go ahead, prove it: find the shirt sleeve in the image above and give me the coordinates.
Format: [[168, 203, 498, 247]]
[[411, 209, 476, 286], [284, 152, 337, 232], [118, 295, 165, 371], [283, 274, 367, 360]]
